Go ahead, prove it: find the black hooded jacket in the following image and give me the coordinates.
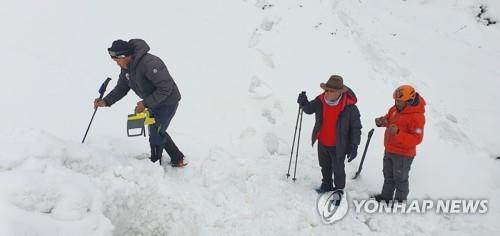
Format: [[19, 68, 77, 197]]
[[104, 39, 181, 108], [302, 88, 362, 158]]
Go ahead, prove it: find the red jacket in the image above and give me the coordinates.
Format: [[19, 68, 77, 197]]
[[382, 94, 426, 157], [317, 94, 347, 146]]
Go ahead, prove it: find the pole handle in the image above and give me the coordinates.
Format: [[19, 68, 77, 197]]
[[368, 128, 374, 138], [81, 77, 113, 144], [98, 77, 112, 99]]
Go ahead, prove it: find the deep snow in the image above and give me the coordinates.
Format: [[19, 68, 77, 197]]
[[1, 0, 499, 235]]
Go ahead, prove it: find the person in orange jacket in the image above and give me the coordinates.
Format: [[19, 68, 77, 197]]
[[373, 85, 426, 202]]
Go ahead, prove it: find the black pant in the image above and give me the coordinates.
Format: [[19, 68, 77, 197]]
[[149, 102, 184, 164], [381, 152, 414, 201], [318, 144, 346, 189]]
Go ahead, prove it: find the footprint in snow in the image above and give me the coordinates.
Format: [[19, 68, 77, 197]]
[[260, 18, 275, 31], [248, 29, 261, 48], [257, 48, 276, 69], [263, 133, 279, 155], [261, 100, 283, 125], [445, 113, 458, 123], [261, 109, 276, 124], [264, 132, 291, 156], [248, 76, 273, 99]]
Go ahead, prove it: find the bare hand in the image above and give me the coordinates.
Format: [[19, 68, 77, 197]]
[[375, 117, 388, 127], [94, 98, 106, 109], [135, 101, 146, 113], [387, 124, 399, 135]]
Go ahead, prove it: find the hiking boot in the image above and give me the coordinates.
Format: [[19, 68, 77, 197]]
[[316, 182, 334, 193], [372, 194, 392, 204], [171, 158, 188, 167]]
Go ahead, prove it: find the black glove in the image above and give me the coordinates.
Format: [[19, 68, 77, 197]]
[[346, 144, 358, 162], [297, 92, 308, 107]]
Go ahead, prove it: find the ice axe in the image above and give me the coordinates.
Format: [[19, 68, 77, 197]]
[[81, 77, 112, 144], [353, 128, 375, 179]]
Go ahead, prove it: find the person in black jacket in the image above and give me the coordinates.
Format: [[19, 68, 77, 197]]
[[94, 39, 186, 167], [297, 75, 362, 193]]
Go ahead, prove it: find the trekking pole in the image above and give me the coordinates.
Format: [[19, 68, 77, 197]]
[[287, 91, 306, 179], [353, 128, 375, 179], [286, 106, 302, 178], [292, 107, 304, 182], [82, 77, 112, 144]]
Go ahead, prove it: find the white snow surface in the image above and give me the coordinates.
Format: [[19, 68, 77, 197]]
[[1, 0, 499, 235]]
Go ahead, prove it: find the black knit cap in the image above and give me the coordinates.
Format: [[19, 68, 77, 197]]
[[108, 39, 133, 57]]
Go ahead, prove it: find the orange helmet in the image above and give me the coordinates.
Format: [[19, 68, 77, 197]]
[[393, 85, 416, 102]]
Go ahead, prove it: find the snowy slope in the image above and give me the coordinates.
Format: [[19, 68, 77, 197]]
[[1, 0, 499, 235]]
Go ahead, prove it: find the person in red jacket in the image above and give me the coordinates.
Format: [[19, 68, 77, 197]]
[[373, 85, 426, 202]]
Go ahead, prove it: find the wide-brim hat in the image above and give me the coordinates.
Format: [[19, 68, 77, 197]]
[[320, 75, 348, 93]]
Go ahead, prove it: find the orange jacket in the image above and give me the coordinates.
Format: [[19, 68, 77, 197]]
[[381, 94, 426, 157]]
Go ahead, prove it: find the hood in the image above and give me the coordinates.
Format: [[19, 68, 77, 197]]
[[128, 39, 150, 70], [344, 86, 358, 105]]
